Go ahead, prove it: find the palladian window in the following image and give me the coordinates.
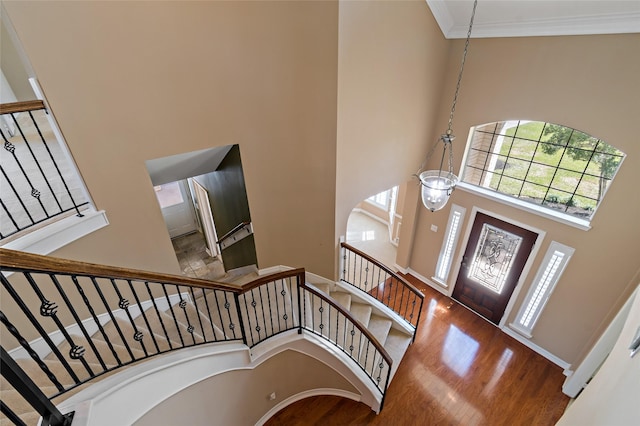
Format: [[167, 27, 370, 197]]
[[460, 121, 625, 225]]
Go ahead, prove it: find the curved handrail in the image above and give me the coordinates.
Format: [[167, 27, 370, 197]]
[[300, 282, 393, 369], [341, 242, 423, 298], [0, 248, 394, 415], [0, 248, 238, 292], [340, 242, 424, 336]]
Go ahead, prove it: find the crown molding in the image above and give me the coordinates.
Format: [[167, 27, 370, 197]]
[[427, 0, 640, 39]]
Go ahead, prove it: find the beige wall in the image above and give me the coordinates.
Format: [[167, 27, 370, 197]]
[[4, 0, 339, 278], [5, 0, 639, 370], [399, 33, 640, 366], [335, 0, 449, 264], [134, 349, 358, 426]]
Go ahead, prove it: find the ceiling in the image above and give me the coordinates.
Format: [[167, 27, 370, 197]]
[[426, 0, 640, 39]]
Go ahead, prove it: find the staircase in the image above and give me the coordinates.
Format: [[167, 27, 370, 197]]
[[1, 249, 422, 425]]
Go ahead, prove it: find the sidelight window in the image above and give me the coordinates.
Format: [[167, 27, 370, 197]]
[[511, 241, 574, 337]]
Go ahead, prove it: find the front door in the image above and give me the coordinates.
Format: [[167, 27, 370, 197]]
[[452, 212, 537, 325]]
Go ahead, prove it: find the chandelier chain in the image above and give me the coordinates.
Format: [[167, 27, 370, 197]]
[[446, 0, 478, 136]]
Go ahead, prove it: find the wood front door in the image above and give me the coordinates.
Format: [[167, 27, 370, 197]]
[[452, 212, 537, 325]]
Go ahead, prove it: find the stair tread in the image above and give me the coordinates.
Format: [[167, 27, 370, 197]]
[[308, 282, 331, 295], [329, 291, 352, 310], [366, 315, 393, 346], [1, 386, 58, 414], [349, 302, 373, 328], [8, 358, 101, 392]]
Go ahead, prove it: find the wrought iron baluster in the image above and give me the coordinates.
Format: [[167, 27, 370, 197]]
[[0, 129, 49, 217], [274, 279, 284, 330], [125, 280, 152, 356], [0, 163, 36, 225], [0, 274, 81, 383], [108, 279, 139, 360], [258, 286, 268, 339], [0, 399, 27, 426], [144, 282, 173, 350], [140, 282, 168, 352], [234, 292, 248, 346], [175, 286, 196, 346], [0, 311, 65, 392], [1, 346, 74, 426], [250, 289, 262, 343], [265, 281, 275, 335], [197, 288, 217, 340], [222, 291, 238, 340], [161, 285, 185, 347], [212, 290, 227, 340], [10, 113, 62, 213], [49, 275, 109, 371], [27, 110, 83, 217], [188, 287, 207, 342], [0, 194, 21, 236], [71, 276, 128, 365], [392, 275, 401, 311], [23, 273, 94, 376]]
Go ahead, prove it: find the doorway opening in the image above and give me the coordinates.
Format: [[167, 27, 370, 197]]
[[146, 145, 257, 281], [346, 183, 404, 269]]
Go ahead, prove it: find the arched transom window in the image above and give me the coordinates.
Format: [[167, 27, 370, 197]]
[[461, 120, 625, 225]]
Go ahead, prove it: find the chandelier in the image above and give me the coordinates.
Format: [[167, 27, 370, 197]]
[[417, 0, 478, 212]]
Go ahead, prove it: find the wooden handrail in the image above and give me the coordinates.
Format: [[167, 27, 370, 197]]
[[0, 100, 46, 115], [216, 221, 251, 245], [0, 248, 239, 293], [239, 268, 305, 293], [340, 242, 424, 299], [300, 281, 393, 368]]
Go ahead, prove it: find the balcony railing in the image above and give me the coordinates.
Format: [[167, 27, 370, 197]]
[[1, 101, 89, 241], [0, 248, 393, 425]]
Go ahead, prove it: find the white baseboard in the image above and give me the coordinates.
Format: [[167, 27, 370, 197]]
[[407, 268, 450, 296], [502, 326, 571, 370], [255, 388, 360, 426]]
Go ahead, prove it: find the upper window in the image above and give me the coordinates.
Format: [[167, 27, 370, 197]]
[[461, 121, 625, 224]]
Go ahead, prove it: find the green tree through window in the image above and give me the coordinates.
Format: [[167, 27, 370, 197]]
[[462, 121, 626, 222]]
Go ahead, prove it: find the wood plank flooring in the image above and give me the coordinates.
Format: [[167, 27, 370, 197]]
[[265, 274, 570, 425]]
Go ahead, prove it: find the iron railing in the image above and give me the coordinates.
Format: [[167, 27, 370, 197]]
[[340, 242, 424, 338], [0, 101, 89, 241], [0, 249, 393, 425], [300, 283, 392, 401]]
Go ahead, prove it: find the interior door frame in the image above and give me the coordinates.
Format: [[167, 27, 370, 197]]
[[447, 206, 546, 328]]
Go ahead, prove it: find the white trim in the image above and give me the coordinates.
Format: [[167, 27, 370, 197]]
[[407, 268, 450, 297], [1, 209, 109, 256], [502, 326, 570, 370], [353, 207, 389, 226], [512, 241, 575, 336], [433, 204, 466, 285], [562, 285, 639, 397], [8, 292, 187, 360], [457, 183, 591, 231], [426, 1, 640, 39], [256, 388, 360, 426]]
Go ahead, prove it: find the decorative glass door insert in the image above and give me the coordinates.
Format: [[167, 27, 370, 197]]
[[467, 224, 523, 294]]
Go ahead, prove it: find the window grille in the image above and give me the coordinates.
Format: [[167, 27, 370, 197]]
[[461, 121, 625, 222], [512, 241, 574, 337], [433, 204, 465, 286]]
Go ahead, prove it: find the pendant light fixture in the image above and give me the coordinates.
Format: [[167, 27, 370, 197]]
[[417, 0, 478, 212]]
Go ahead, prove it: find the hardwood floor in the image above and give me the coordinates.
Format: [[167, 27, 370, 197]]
[[265, 274, 570, 425]]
